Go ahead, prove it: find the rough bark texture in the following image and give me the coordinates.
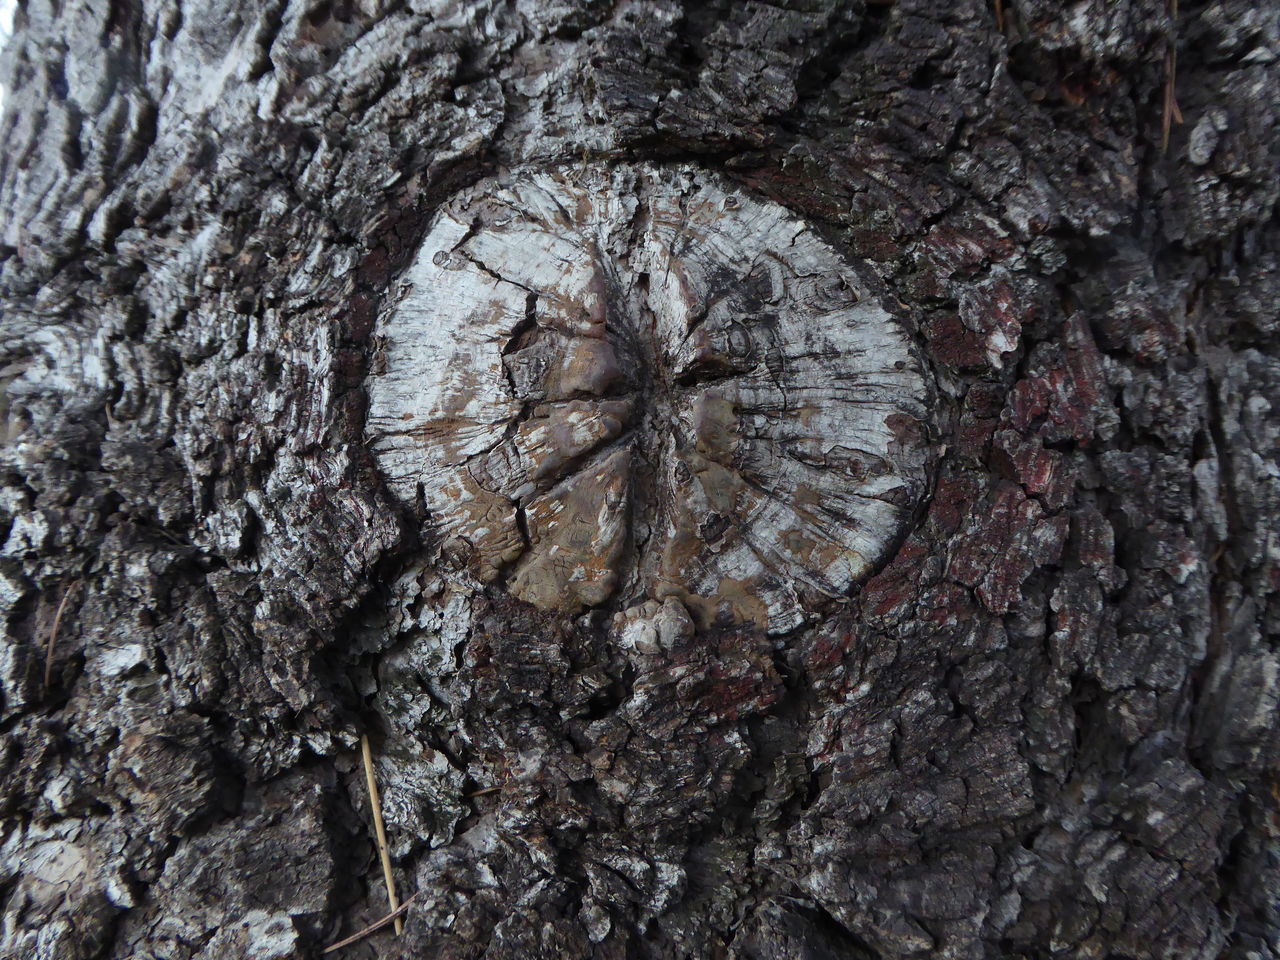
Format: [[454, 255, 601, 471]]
[[0, 1, 1277, 959]]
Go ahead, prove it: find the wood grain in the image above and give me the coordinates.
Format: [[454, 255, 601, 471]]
[[368, 164, 933, 633]]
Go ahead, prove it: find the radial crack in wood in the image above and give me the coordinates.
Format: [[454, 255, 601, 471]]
[[367, 163, 933, 633]]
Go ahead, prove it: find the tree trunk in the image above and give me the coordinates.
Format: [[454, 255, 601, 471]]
[[1, 0, 1277, 958]]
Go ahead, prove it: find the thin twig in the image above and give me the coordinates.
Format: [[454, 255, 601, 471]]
[[994, 0, 1005, 33], [321, 892, 419, 954], [467, 785, 502, 798], [360, 734, 403, 935], [1162, 0, 1181, 152], [42, 580, 81, 693]]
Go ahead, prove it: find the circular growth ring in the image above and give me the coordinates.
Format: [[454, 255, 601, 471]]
[[367, 164, 932, 633]]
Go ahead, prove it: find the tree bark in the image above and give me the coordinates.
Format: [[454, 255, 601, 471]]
[[1, 1, 1277, 959]]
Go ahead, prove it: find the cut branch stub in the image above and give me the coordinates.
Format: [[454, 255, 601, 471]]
[[367, 164, 933, 633]]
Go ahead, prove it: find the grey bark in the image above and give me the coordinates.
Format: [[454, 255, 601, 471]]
[[0, 1, 1277, 959]]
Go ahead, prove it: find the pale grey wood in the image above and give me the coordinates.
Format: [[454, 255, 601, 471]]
[[367, 164, 933, 633]]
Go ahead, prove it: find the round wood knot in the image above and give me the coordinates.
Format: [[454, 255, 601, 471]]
[[367, 164, 933, 633]]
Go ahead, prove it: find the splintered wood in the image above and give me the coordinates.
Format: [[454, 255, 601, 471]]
[[367, 164, 933, 633]]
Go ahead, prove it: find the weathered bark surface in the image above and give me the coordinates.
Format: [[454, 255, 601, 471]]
[[0, 1, 1277, 959]]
